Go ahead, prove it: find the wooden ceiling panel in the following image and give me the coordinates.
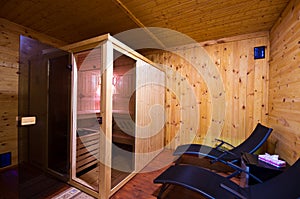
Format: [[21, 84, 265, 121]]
[[0, 0, 290, 45], [0, 0, 139, 43], [120, 0, 289, 42]]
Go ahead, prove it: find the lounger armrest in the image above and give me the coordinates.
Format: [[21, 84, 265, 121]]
[[220, 184, 247, 199], [211, 149, 239, 164], [214, 138, 235, 149]]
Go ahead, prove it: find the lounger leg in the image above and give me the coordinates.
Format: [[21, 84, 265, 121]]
[[157, 184, 170, 199]]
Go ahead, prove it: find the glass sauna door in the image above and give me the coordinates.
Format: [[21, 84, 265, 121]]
[[18, 35, 71, 197], [111, 50, 136, 188], [73, 48, 101, 191]]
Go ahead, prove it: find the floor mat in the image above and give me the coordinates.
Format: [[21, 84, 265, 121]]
[[51, 187, 94, 199]]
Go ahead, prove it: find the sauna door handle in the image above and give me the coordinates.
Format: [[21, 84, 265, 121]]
[[97, 117, 102, 124]]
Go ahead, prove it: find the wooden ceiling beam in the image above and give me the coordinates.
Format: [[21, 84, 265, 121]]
[[112, 0, 167, 49]]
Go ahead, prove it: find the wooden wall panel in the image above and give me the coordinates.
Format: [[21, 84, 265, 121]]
[[0, 18, 66, 169], [144, 32, 269, 150], [135, 60, 165, 171], [269, 0, 300, 164]]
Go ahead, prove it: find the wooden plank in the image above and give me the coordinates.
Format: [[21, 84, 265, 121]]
[[76, 157, 98, 171], [76, 141, 99, 156], [99, 40, 113, 199], [237, 40, 248, 141], [77, 137, 99, 149], [112, 131, 134, 146], [76, 133, 100, 145], [231, 41, 240, 145], [244, 40, 255, 136], [268, 0, 300, 163], [70, 56, 78, 180], [220, 42, 233, 143], [61, 34, 109, 53], [76, 149, 98, 162]]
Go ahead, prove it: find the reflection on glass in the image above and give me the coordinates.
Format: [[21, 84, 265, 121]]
[[74, 48, 101, 191], [111, 50, 136, 188]]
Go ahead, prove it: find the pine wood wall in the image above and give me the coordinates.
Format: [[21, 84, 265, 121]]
[[144, 32, 270, 150], [268, 0, 300, 164], [135, 60, 165, 171], [0, 18, 66, 169]]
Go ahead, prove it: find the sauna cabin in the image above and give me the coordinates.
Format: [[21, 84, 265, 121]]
[[0, 0, 300, 198], [4, 32, 165, 198], [67, 35, 164, 197], [64, 35, 165, 197]]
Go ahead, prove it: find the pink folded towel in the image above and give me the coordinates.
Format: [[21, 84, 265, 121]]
[[258, 153, 286, 168]]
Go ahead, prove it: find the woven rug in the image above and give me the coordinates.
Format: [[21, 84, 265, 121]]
[[51, 187, 95, 199]]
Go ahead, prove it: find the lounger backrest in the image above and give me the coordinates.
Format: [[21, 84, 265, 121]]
[[249, 158, 300, 198], [230, 123, 272, 155]]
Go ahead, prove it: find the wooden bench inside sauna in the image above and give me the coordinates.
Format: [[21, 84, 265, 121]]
[[76, 116, 100, 174], [76, 113, 135, 175], [112, 112, 135, 148]]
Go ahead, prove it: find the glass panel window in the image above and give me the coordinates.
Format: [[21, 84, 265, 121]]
[[74, 47, 102, 191]]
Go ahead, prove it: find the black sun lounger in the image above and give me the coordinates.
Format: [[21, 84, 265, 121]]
[[154, 158, 300, 199], [174, 123, 272, 167]]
